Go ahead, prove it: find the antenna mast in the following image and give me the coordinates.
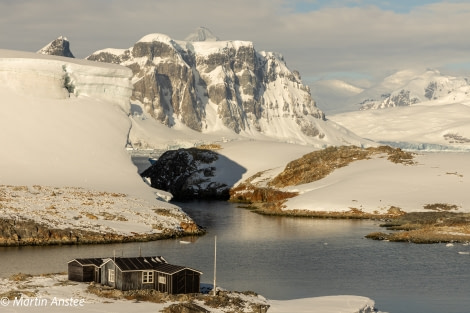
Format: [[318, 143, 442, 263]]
[[213, 235, 217, 296]]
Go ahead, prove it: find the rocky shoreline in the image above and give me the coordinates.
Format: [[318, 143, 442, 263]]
[[0, 217, 204, 247], [0, 184, 205, 247], [239, 204, 470, 244], [365, 211, 470, 244]]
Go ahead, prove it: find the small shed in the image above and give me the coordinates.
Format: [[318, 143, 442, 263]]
[[67, 258, 104, 282], [100, 256, 202, 294]]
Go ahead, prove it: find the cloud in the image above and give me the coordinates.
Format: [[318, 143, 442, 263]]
[[1, 0, 469, 82]]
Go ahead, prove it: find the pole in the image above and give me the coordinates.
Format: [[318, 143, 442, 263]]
[[213, 235, 217, 296]]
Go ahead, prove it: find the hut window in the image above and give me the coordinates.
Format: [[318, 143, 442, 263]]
[[158, 275, 166, 284], [108, 269, 115, 283], [142, 271, 154, 283]]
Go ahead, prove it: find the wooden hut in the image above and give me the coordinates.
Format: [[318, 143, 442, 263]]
[[67, 258, 104, 282], [100, 256, 202, 294]]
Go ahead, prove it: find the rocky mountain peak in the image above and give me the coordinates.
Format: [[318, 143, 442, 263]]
[[87, 32, 332, 143], [184, 27, 219, 42], [37, 36, 75, 58]]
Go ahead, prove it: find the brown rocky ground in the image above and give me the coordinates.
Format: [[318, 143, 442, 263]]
[[366, 210, 470, 243]]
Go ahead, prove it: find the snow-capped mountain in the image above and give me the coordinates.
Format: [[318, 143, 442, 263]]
[[86, 30, 367, 146], [313, 69, 470, 114], [37, 36, 75, 58], [357, 69, 470, 110]]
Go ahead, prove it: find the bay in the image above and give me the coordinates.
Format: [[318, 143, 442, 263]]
[[1, 200, 469, 313]]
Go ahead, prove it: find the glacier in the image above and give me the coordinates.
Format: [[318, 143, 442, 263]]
[[0, 49, 133, 110], [0, 49, 140, 195]]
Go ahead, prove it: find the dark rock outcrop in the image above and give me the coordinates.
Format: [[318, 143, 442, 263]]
[[141, 148, 231, 200], [37, 36, 75, 58]]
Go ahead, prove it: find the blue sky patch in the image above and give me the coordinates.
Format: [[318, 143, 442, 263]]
[[286, 0, 450, 14]]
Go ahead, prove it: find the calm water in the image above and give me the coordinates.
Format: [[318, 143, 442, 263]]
[[1, 200, 470, 313]]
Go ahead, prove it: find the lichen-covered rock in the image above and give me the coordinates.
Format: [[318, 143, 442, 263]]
[[141, 148, 230, 200]]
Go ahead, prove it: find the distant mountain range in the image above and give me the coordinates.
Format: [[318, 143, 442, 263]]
[[312, 69, 470, 114]]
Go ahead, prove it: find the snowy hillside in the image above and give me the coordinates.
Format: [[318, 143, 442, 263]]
[[86, 31, 369, 147], [0, 49, 198, 240], [330, 101, 470, 151]]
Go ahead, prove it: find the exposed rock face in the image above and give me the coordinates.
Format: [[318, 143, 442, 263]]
[[361, 89, 420, 110], [37, 36, 75, 58], [0, 218, 203, 246], [87, 31, 326, 141], [141, 148, 230, 200]]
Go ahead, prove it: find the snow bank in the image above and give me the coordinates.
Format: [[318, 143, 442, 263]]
[[268, 296, 380, 313]]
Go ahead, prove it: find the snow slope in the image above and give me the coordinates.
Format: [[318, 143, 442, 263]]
[[282, 152, 470, 214], [330, 101, 470, 151], [0, 50, 136, 193], [0, 49, 191, 236]]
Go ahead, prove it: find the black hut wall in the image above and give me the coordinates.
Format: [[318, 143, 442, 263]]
[[68, 261, 95, 282], [171, 269, 200, 294]]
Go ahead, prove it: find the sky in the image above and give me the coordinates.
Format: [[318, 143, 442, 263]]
[[1, 0, 470, 85]]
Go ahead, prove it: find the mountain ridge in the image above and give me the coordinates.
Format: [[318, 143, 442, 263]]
[[86, 32, 327, 140], [32, 29, 368, 147], [84, 30, 370, 146]]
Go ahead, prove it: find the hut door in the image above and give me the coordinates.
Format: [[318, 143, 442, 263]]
[[94, 267, 100, 283], [176, 274, 186, 294]]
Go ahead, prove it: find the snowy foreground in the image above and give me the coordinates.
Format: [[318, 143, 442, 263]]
[[0, 274, 380, 313], [0, 50, 386, 312]]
